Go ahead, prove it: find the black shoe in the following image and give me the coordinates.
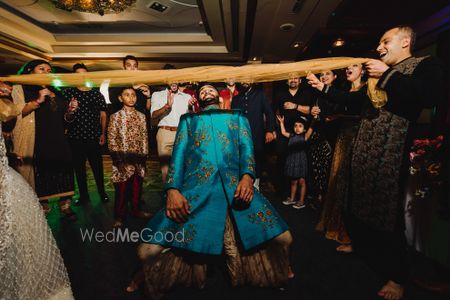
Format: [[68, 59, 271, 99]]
[[100, 193, 110, 203], [74, 196, 90, 206]]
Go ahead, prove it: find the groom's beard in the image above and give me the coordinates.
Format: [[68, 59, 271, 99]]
[[200, 96, 220, 108]]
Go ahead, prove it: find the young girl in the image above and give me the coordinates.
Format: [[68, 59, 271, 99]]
[[277, 115, 314, 209]]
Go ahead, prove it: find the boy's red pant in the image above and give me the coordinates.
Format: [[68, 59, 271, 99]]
[[114, 174, 143, 219]]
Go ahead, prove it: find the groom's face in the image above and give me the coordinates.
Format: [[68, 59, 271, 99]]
[[199, 85, 219, 102]]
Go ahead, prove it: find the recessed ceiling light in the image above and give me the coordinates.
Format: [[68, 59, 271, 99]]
[[293, 42, 303, 48], [332, 38, 345, 47], [279, 23, 295, 32], [149, 1, 169, 12]]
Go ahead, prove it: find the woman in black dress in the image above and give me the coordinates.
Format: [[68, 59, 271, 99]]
[[308, 63, 370, 251], [308, 70, 341, 208]]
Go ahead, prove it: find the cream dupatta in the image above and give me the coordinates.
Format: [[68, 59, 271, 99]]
[[11, 85, 36, 189]]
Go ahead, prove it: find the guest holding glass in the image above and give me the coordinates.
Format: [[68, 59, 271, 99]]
[[10, 59, 76, 220]]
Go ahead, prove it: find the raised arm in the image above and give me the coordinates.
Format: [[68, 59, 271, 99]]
[[307, 73, 367, 115], [377, 58, 445, 120], [276, 115, 291, 138], [305, 118, 318, 141], [305, 126, 314, 141], [21, 88, 51, 117], [151, 92, 173, 121]]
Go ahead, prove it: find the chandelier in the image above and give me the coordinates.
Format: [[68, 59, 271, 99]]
[[52, 0, 137, 15]]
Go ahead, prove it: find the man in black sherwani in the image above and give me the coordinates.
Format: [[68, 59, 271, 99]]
[[349, 25, 445, 300]]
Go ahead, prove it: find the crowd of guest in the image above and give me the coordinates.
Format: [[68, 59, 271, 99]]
[[0, 25, 448, 300], [2, 53, 365, 227], [0, 50, 442, 229]]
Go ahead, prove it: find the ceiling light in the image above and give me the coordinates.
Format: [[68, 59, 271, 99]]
[[332, 38, 345, 47], [279, 23, 295, 32], [52, 0, 136, 15], [149, 1, 169, 12], [293, 42, 303, 48]]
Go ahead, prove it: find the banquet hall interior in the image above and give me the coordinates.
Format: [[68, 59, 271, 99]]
[[1, 0, 449, 299]]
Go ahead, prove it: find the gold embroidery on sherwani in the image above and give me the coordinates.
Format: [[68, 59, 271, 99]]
[[226, 120, 239, 131], [225, 172, 238, 188], [166, 163, 176, 184], [246, 158, 255, 173], [216, 130, 230, 151], [108, 109, 148, 183], [187, 122, 212, 156], [247, 204, 278, 230], [174, 130, 187, 145], [239, 128, 250, 138]]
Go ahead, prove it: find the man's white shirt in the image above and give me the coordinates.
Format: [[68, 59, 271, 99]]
[[150, 89, 191, 127]]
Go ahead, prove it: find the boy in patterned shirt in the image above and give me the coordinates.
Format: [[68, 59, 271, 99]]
[[108, 87, 152, 227]]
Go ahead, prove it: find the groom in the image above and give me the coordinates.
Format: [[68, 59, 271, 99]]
[[138, 84, 293, 299]]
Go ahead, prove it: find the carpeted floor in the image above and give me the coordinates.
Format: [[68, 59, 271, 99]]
[[46, 156, 450, 300]]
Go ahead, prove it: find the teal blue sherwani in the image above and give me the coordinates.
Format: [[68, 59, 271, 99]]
[[143, 109, 289, 255]]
